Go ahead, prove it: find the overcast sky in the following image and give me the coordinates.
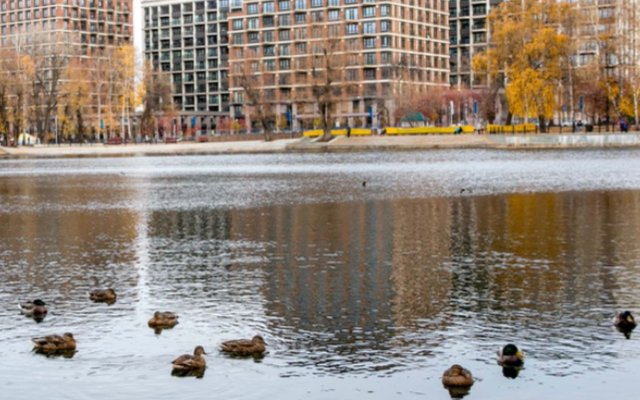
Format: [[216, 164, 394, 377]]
[[133, 0, 143, 60]]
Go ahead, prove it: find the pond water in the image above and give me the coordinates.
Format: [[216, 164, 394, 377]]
[[1, 149, 640, 400]]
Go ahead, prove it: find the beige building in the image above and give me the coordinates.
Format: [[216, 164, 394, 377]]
[[0, 0, 132, 53], [228, 0, 450, 131]]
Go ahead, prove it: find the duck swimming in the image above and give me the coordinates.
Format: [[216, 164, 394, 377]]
[[20, 299, 48, 320], [32, 333, 76, 353], [497, 344, 524, 367], [172, 346, 207, 372], [613, 311, 637, 331], [148, 311, 179, 329], [89, 288, 117, 304], [220, 335, 266, 357], [442, 364, 474, 387]]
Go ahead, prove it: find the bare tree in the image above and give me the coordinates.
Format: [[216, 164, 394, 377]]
[[304, 25, 357, 141], [230, 48, 275, 141], [25, 31, 77, 142], [140, 61, 174, 137]]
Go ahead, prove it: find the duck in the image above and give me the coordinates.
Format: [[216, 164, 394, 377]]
[[89, 288, 117, 304], [613, 311, 637, 332], [442, 364, 474, 387], [32, 333, 76, 353], [148, 311, 179, 329], [497, 344, 524, 367], [220, 335, 266, 357], [172, 346, 207, 371], [20, 299, 48, 317]]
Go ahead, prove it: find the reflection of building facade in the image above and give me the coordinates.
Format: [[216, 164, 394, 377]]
[[390, 199, 452, 326], [226, 0, 450, 130], [143, 0, 230, 136]]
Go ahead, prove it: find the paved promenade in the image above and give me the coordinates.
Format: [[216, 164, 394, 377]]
[[1, 133, 640, 159]]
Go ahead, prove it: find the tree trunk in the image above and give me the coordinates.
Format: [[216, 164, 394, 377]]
[[320, 103, 332, 142], [634, 92, 639, 131], [538, 115, 546, 133]]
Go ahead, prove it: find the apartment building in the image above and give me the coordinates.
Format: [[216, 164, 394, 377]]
[[448, 0, 502, 88], [227, 0, 449, 131], [0, 0, 132, 52], [143, 0, 230, 135]]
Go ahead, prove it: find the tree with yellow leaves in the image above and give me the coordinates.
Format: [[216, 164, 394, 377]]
[[57, 59, 92, 142], [474, 0, 573, 131]]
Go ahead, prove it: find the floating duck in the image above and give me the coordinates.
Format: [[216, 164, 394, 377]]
[[20, 299, 48, 319], [497, 344, 524, 367], [32, 333, 76, 353], [148, 311, 179, 329], [442, 364, 474, 387], [613, 311, 637, 332], [172, 346, 207, 372], [220, 335, 266, 357], [89, 288, 117, 304]]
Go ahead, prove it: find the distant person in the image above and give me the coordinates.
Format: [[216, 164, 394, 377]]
[[454, 126, 462, 135], [346, 125, 351, 138]]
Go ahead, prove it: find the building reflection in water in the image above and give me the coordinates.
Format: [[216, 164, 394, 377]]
[[0, 176, 139, 309]]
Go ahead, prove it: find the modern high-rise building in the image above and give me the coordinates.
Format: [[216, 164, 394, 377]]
[[448, 0, 501, 88], [143, 0, 230, 135], [0, 0, 132, 53], [227, 0, 450, 130]]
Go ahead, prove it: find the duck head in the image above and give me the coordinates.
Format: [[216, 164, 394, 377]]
[[252, 335, 266, 344], [621, 311, 636, 324], [194, 346, 207, 356], [502, 344, 524, 360]]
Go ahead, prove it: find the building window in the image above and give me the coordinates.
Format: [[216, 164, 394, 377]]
[[363, 22, 375, 34], [345, 8, 358, 20], [363, 38, 375, 49], [365, 53, 376, 65], [279, 59, 290, 70], [278, 14, 290, 26], [363, 6, 375, 18], [278, 0, 290, 11]]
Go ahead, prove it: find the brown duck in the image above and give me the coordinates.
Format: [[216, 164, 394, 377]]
[[89, 288, 117, 304], [442, 364, 474, 387], [220, 335, 266, 357], [148, 311, 179, 329], [32, 333, 76, 353], [172, 346, 207, 371]]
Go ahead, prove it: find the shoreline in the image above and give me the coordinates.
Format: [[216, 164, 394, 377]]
[[2, 133, 640, 159]]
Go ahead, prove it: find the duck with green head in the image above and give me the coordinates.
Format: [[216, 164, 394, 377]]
[[20, 299, 48, 320], [613, 311, 637, 332], [497, 344, 524, 367]]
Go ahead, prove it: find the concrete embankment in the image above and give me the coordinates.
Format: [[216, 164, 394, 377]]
[[489, 133, 640, 148], [1, 133, 640, 159]]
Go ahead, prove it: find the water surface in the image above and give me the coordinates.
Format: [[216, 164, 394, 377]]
[[1, 149, 640, 399]]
